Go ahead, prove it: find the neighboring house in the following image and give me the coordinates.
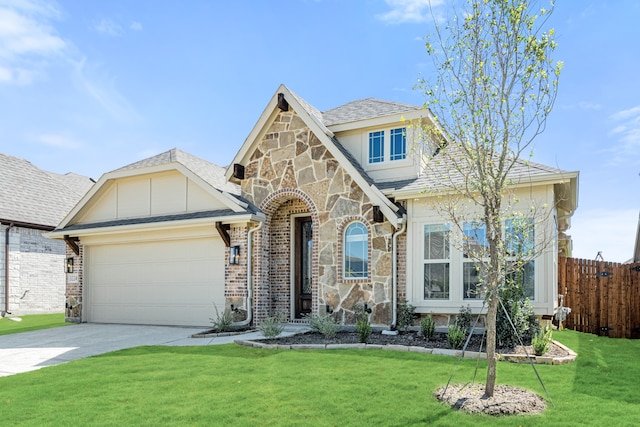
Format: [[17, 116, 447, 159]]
[[0, 153, 94, 315], [50, 85, 578, 327], [633, 212, 640, 263]]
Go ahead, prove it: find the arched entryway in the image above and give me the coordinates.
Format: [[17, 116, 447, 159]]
[[257, 189, 319, 323]]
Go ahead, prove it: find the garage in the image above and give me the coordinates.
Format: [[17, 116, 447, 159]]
[[85, 237, 225, 327]]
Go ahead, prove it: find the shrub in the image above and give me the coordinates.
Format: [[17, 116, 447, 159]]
[[353, 304, 372, 343], [397, 299, 416, 332], [260, 312, 286, 338], [447, 324, 466, 349], [420, 315, 436, 341], [307, 313, 340, 339], [210, 305, 234, 332], [532, 326, 553, 356], [455, 305, 473, 333], [496, 276, 540, 348], [356, 316, 371, 343]]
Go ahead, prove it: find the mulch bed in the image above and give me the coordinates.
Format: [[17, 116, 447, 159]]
[[260, 330, 568, 358]]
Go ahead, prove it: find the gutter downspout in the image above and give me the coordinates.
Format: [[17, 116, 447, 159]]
[[4, 223, 13, 315], [234, 220, 263, 326], [391, 215, 407, 329]]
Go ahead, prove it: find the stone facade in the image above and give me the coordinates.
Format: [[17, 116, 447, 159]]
[[238, 108, 397, 326], [1, 225, 66, 315]]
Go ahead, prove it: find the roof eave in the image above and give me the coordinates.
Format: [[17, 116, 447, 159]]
[[47, 213, 263, 240], [327, 109, 428, 133]]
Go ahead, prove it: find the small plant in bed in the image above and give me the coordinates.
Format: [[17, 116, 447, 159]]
[[259, 312, 286, 338], [210, 306, 235, 332], [306, 313, 340, 339], [353, 304, 372, 343]]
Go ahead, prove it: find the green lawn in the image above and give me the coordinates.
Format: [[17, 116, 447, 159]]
[[0, 313, 69, 336], [0, 330, 638, 426]]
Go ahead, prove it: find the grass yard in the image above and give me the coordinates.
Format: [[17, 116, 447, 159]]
[[0, 313, 69, 336], [0, 330, 639, 426]]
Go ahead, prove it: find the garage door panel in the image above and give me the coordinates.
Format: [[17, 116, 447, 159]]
[[93, 283, 224, 306], [91, 303, 215, 327], [86, 237, 225, 326], [91, 260, 220, 285]]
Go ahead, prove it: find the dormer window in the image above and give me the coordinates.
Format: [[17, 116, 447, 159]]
[[368, 127, 406, 164], [368, 131, 385, 163], [390, 128, 407, 160]]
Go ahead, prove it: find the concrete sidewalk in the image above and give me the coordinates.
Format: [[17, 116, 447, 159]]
[[0, 323, 307, 377]]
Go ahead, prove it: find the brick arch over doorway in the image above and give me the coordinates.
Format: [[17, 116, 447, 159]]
[[255, 188, 319, 323]]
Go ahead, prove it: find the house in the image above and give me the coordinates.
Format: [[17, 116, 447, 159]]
[[0, 153, 94, 316], [49, 85, 579, 327]]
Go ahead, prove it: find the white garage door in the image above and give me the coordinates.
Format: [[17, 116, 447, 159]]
[[85, 237, 225, 327]]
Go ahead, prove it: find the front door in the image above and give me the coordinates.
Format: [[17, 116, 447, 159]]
[[294, 217, 313, 318]]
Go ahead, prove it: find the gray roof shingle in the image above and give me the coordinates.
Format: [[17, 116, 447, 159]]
[[0, 153, 94, 227], [115, 148, 240, 195], [61, 209, 242, 232], [322, 98, 420, 126], [377, 147, 571, 194]]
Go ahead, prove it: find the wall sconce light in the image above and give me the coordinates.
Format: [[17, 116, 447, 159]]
[[229, 245, 240, 265], [66, 257, 74, 273]]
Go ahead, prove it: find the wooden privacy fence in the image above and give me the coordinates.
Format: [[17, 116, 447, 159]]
[[558, 257, 640, 339]]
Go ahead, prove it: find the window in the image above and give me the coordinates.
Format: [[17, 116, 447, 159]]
[[344, 222, 368, 278], [463, 222, 488, 299], [368, 128, 408, 163], [423, 224, 450, 299], [505, 218, 535, 299], [368, 131, 384, 163], [390, 128, 407, 160], [462, 220, 536, 300]]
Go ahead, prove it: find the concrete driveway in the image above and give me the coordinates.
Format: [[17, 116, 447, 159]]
[[0, 323, 304, 377]]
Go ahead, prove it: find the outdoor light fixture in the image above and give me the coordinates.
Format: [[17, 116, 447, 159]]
[[229, 245, 240, 265], [66, 257, 74, 273]]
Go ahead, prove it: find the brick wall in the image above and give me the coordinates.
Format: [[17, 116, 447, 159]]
[[64, 243, 83, 321], [0, 225, 66, 315]]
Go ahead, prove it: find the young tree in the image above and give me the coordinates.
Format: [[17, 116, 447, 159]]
[[418, 0, 561, 397]]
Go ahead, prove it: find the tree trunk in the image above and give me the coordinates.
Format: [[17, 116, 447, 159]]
[[484, 289, 498, 397]]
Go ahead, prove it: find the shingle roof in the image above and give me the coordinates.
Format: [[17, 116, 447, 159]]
[[115, 148, 240, 195], [60, 209, 242, 232], [322, 98, 420, 126], [0, 153, 94, 227], [377, 149, 571, 194]]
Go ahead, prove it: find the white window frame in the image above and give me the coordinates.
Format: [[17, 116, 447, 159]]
[[343, 221, 369, 279], [367, 127, 408, 165], [423, 223, 451, 300]]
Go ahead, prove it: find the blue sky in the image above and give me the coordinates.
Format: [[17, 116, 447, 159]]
[[0, 0, 638, 262]]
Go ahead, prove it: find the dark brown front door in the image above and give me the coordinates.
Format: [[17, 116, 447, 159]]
[[294, 217, 313, 318]]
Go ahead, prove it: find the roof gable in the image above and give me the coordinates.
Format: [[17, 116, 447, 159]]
[[57, 149, 250, 230], [226, 85, 401, 226]]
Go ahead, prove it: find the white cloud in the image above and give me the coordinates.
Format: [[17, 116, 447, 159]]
[[0, 0, 66, 84], [94, 19, 123, 37], [31, 132, 82, 149], [570, 208, 638, 263], [377, 0, 444, 24], [606, 105, 640, 165], [71, 57, 141, 124], [559, 101, 602, 111], [577, 101, 601, 111], [129, 21, 142, 31]]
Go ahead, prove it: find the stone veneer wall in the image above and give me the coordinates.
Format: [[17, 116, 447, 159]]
[[241, 108, 396, 325]]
